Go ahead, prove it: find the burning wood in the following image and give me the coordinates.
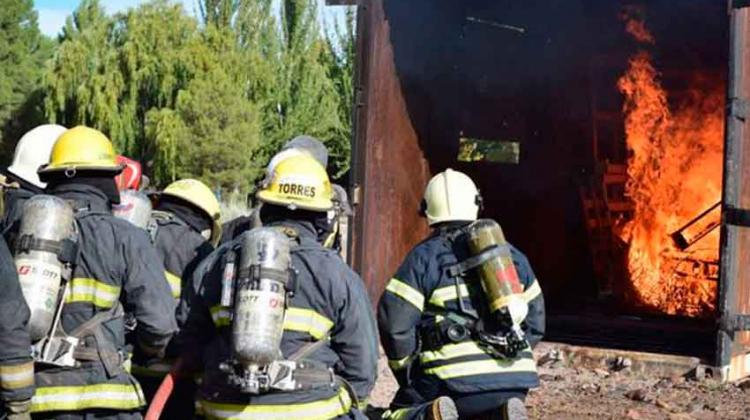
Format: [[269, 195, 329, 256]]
[[616, 9, 724, 317], [670, 202, 721, 251]]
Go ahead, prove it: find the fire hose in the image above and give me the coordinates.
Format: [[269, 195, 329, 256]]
[[144, 358, 184, 420]]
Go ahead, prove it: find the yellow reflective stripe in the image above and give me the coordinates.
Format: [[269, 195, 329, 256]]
[[357, 399, 368, 411], [65, 278, 120, 308], [165, 271, 182, 299], [0, 362, 33, 390], [388, 355, 414, 371], [424, 357, 537, 380], [419, 341, 490, 364], [31, 383, 145, 412], [428, 284, 469, 308], [283, 308, 334, 340], [385, 278, 424, 311], [523, 280, 542, 303], [210, 305, 232, 327], [200, 386, 352, 420], [386, 407, 414, 420]]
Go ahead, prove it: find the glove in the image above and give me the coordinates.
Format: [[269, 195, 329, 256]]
[[5, 399, 31, 420]]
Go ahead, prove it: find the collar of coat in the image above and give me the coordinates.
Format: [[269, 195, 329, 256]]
[[267, 219, 318, 243], [47, 182, 112, 214]]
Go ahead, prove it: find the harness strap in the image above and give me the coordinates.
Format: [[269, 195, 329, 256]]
[[14, 235, 79, 264], [69, 304, 125, 378], [237, 266, 291, 284], [289, 334, 331, 362], [288, 361, 336, 391], [447, 245, 504, 278]]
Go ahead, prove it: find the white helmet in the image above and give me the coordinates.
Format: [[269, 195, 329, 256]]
[[8, 124, 67, 188], [264, 136, 329, 183], [422, 169, 481, 226]]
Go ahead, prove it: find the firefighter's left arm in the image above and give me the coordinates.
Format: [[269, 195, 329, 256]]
[[123, 229, 178, 357], [511, 246, 546, 348], [330, 265, 378, 401], [177, 246, 226, 374], [0, 238, 34, 405]]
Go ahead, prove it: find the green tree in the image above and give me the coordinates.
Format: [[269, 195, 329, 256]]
[[41, 0, 354, 193], [0, 0, 53, 160], [44, 0, 198, 177], [322, 6, 356, 178], [253, 0, 348, 179]]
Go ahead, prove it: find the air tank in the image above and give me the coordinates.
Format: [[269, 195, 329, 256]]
[[14, 195, 76, 341], [231, 227, 291, 367], [112, 189, 152, 229], [465, 219, 528, 326]]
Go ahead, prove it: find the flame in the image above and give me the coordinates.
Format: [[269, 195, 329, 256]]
[[616, 13, 723, 317]]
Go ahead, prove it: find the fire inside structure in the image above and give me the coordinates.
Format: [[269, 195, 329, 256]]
[[347, 0, 750, 378], [615, 7, 723, 318]]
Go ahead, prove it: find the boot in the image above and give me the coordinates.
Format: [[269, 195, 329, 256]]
[[502, 397, 528, 420], [427, 396, 458, 420]]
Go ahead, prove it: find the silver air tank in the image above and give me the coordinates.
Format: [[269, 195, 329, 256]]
[[232, 227, 291, 367], [15, 195, 76, 341], [112, 189, 152, 229]]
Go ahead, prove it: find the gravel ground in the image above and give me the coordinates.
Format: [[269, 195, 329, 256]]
[[368, 344, 750, 419]]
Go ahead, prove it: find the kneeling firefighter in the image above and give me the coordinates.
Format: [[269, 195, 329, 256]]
[[15, 126, 177, 419], [378, 169, 545, 420], [1, 124, 67, 242], [133, 179, 219, 417], [179, 154, 377, 419]]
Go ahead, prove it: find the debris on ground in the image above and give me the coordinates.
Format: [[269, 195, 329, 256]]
[[368, 343, 750, 419]]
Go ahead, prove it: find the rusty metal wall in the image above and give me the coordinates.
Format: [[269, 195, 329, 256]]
[[350, 0, 431, 300]]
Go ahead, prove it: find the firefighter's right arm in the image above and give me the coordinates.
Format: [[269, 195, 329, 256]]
[[0, 238, 34, 406], [123, 229, 178, 357], [330, 266, 378, 401], [377, 250, 428, 382]]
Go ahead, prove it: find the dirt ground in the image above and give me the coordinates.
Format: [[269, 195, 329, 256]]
[[368, 343, 750, 420]]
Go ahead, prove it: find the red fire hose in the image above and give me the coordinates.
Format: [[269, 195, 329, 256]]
[[144, 358, 184, 420]]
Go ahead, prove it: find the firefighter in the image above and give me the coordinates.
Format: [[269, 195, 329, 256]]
[[180, 154, 378, 419], [378, 169, 545, 420], [0, 236, 34, 420], [1, 124, 67, 241], [133, 179, 220, 417], [219, 135, 347, 248], [27, 126, 177, 419]]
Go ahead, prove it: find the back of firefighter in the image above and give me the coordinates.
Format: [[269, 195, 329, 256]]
[[180, 154, 378, 420], [27, 126, 177, 419], [133, 179, 219, 417], [1, 125, 67, 243], [378, 169, 545, 420], [0, 235, 34, 420]]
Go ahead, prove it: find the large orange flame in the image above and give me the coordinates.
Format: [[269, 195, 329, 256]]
[[616, 13, 723, 317]]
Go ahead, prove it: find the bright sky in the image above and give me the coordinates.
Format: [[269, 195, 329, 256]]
[[35, 0, 347, 37]]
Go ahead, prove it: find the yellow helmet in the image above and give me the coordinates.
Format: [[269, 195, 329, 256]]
[[423, 169, 481, 226], [38, 126, 123, 178], [257, 154, 333, 212], [158, 179, 222, 245]]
